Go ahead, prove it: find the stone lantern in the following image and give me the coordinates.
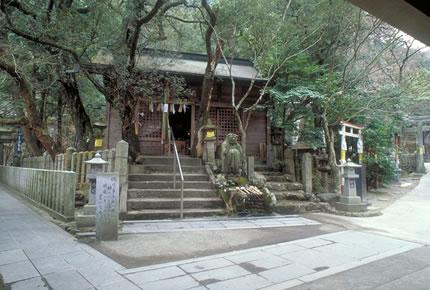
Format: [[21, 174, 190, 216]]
[[202, 120, 217, 165], [85, 152, 109, 205], [335, 159, 367, 212], [93, 122, 107, 150]]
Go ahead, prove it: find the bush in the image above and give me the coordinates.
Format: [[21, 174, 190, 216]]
[[364, 155, 395, 188]]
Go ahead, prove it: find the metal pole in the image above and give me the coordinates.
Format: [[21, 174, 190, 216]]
[[173, 142, 177, 189], [168, 127, 171, 157], [180, 181, 184, 219]]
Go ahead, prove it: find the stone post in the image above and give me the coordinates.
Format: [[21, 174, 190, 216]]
[[114, 140, 129, 215], [96, 173, 119, 241], [284, 148, 296, 181], [247, 156, 255, 178], [0, 143, 3, 166], [416, 121, 426, 173], [64, 147, 76, 171], [301, 153, 312, 194]]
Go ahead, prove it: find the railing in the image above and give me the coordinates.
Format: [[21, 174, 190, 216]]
[[0, 166, 76, 221], [168, 125, 185, 219]]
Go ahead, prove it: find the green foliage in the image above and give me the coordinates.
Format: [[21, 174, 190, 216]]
[[268, 86, 325, 147]]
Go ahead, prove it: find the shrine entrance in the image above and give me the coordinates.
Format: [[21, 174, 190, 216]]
[[169, 109, 192, 155]]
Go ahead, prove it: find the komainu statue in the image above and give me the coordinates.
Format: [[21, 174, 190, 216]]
[[221, 133, 245, 176]]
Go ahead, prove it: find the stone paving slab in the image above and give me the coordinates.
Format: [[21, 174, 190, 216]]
[[0, 187, 137, 290], [119, 230, 421, 290], [0, 185, 424, 290], [122, 215, 320, 234]]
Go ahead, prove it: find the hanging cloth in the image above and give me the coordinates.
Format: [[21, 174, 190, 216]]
[[156, 103, 161, 111], [149, 101, 154, 112], [170, 103, 176, 114], [163, 103, 169, 113], [178, 100, 183, 113]]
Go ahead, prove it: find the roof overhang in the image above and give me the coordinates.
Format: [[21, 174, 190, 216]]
[[349, 0, 430, 46], [94, 51, 266, 82]]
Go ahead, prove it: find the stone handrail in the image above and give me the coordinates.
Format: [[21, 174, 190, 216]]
[[0, 166, 76, 221]]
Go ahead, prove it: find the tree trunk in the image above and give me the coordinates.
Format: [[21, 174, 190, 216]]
[[21, 125, 43, 156], [322, 110, 340, 193], [191, 0, 222, 156], [55, 94, 63, 153], [58, 54, 93, 151], [120, 96, 140, 161]]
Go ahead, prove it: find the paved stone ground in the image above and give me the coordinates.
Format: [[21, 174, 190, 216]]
[[0, 182, 426, 289], [290, 245, 430, 290], [122, 216, 320, 234], [0, 186, 136, 290], [313, 163, 430, 245], [117, 230, 420, 290], [91, 223, 339, 268]]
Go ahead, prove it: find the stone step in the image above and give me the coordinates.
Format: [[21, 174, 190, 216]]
[[274, 200, 327, 214], [129, 181, 213, 190], [125, 208, 226, 220], [129, 164, 206, 174], [262, 174, 295, 183], [140, 156, 202, 166], [256, 171, 284, 176], [129, 173, 209, 182], [127, 197, 224, 210], [128, 188, 218, 199], [274, 190, 307, 201], [267, 181, 304, 192], [255, 165, 270, 171], [75, 214, 95, 228]]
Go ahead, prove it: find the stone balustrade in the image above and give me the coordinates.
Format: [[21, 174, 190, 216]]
[[0, 166, 76, 221]]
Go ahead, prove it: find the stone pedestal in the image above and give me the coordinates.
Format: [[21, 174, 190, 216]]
[[203, 140, 216, 165], [335, 160, 367, 212], [96, 173, 119, 241]]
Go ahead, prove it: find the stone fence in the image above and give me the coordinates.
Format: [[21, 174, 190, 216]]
[[20, 140, 129, 213], [0, 166, 76, 221], [22, 141, 126, 191]]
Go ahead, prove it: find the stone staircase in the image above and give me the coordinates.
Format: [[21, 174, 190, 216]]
[[257, 166, 322, 214], [125, 156, 225, 220]]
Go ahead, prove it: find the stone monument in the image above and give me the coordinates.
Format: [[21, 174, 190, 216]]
[[335, 159, 367, 212], [96, 173, 120, 241], [221, 133, 245, 176]]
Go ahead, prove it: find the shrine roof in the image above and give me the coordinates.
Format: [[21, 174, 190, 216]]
[[94, 49, 265, 81]]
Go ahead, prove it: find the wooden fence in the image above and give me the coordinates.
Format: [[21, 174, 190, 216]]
[[0, 166, 76, 221]]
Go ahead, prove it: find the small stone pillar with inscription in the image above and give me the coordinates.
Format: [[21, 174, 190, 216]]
[[96, 173, 119, 241], [335, 159, 367, 212]]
